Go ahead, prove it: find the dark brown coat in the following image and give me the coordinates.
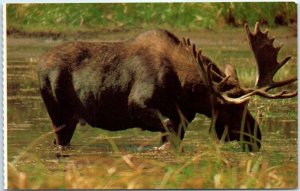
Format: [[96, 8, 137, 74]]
[[38, 29, 261, 151]]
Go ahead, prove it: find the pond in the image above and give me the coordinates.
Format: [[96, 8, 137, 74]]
[[6, 28, 297, 189]]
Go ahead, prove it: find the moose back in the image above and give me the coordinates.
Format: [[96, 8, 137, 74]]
[[38, 23, 297, 151]]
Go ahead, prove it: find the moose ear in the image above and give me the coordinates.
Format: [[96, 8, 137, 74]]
[[224, 64, 239, 83]]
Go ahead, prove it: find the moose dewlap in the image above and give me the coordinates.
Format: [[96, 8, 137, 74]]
[[38, 22, 297, 152]]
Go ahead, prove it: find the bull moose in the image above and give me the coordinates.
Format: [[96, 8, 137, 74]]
[[38, 22, 297, 152]]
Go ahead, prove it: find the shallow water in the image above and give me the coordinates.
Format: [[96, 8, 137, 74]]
[[6, 28, 298, 188]]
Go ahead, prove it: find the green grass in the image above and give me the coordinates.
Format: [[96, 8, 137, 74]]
[[7, 2, 297, 35], [8, 131, 297, 189]]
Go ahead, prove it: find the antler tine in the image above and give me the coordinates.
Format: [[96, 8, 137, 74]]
[[254, 22, 260, 34], [244, 21, 297, 99], [269, 77, 297, 90], [197, 50, 214, 89], [197, 50, 204, 72], [182, 37, 187, 45], [197, 49, 202, 58], [192, 44, 197, 57], [255, 89, 297, 99], [187, 38, 191, 46], [206, 63, 214, 87], [215, 76, 230, 89], [245, 23, 251, 36]]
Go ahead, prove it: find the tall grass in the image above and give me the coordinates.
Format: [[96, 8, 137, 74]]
[[7, 2, 297, 34], [7, 130, 297, 189]]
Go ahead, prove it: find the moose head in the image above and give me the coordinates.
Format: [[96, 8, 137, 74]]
[[182, 22, 297, 151]]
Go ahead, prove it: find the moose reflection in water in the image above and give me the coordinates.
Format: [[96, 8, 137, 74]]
[[38, 22, 297, 152]]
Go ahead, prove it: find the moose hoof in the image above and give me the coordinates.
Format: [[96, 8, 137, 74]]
[[153, 143, 184, 152], [55, 145, 71, 158], [153, 142, 171, 151]]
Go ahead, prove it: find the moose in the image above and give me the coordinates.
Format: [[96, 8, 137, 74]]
[[38, 22, 297, 152]]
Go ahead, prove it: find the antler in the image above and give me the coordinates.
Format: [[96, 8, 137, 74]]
[[244, 22, 297, 97], [196, 51, 240, 104], [184, 39, 246, 104], [216, 22, 297, 104], [245, 22, 297, 90], [183, 23, 297, 106], [218, 22, 297, 104]]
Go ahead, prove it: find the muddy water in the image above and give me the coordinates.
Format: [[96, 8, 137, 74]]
[[7, 29, 297, 166]]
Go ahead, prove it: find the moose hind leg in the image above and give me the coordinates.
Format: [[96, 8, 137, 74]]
[[52, 118, 78, 146], [40, 83, 78, 146]]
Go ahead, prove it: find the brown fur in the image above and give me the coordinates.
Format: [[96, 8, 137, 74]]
[[38, 29, 261, 151]]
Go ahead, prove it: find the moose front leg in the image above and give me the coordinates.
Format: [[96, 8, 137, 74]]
[[158, 104, 189, 151], [128, 104, 184, 150], [159, 118, 186, 149]]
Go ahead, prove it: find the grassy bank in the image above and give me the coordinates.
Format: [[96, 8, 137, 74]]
[[7, 3, 297, 37]]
